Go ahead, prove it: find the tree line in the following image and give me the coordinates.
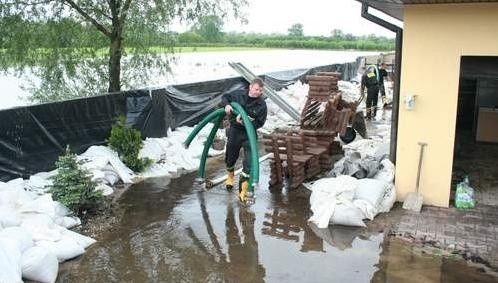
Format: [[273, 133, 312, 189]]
[[0, 16, 394, 53]]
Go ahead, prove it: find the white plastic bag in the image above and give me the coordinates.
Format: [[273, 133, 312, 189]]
[[21, 246, 58, 283]]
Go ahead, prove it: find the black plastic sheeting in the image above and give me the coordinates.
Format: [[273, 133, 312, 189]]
[[0, 62, 358, 181]]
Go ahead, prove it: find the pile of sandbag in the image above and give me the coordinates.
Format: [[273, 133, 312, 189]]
[[329, 139, 391, 179], [308, 158, 396, 228], [0, 179, 96, 283]]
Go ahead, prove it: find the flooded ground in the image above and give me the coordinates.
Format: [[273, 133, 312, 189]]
[[57, 157, 497, 283]]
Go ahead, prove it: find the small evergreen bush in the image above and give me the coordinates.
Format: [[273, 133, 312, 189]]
[[49, 146, 103, 215], [108, 116, 153, 172]]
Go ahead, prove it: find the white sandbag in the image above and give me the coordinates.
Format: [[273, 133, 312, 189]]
[[61, 228, 96, 249], [20, 214, 61, 242], [102, 166, 120, 185], [36, 237, 85, 262], [354, 178, 389, 210], [0, 184, 35, 208], [139, 137, 171, 162], [353, 199, 377, 220], [0, 237, 23, 283], [21, 246, 58, 283], [140, 163, 174, 179], [6, 177, 25, 187], [25, 174, 53, 194], [54, 201, 71, 217], [95, 183, 114, 196], [377, 183, 397, 214], [374, 159, 395, 183], [330, 203, 366, 227], [18, 194, 56, 216], [79, 146, 136, 184], [308, 176, 358, 228], [54, 216, 81, 229], [0, 226, 34, 252], [0, 206, 21, 227], [89, 169, 106, 182]]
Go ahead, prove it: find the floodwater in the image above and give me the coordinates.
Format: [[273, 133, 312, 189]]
[[57, 160, 497, 283], [0, 49, 377, 110]]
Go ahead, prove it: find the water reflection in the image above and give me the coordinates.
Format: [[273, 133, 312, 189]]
[[191, 190, 265, 283]]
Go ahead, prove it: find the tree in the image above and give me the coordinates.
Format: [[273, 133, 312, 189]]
[[191, 15, 224, 43], [0, 0, 247, 102], [287, 23, 304, 37], [331, 29, 344, 40]]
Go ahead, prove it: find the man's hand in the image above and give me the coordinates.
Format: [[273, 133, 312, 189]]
[[236, 115, 243, 124], [224, 104, 233, 115]]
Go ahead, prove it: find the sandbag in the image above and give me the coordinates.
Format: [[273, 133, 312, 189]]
[[353, 199, 377, 220], [308, 176, 358, 228], [61, 228, 96, 249], [0, 226, 34, 252], [354, 178, 389, 210], [95, 183, 114, 196], [21, 246, 58, 283], [374, 159, 395, 183], [330, 203, 366, 227], [19, 194, 56, 216], [36, 237, 85, 262], [0, 237, 23, 283], [54, 216, 81, 229], [377, 183, 396, 214], [0, 206, 21, 227], [20, 214, 61, 242]]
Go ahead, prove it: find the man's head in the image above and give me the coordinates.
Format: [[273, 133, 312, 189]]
[[248, 78, 264, 98], [380, 62, 386, 69]]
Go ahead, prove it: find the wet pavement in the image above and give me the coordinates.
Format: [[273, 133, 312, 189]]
[[57, 158, 498, 282]]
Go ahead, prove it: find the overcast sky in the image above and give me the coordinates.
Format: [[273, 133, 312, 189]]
[[173, 0, 401, 38]]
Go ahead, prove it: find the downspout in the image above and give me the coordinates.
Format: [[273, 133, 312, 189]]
[[361, 3, 403, 164]]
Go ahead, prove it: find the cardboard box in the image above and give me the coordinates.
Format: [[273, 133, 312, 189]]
[[476, 107, 498, 143]]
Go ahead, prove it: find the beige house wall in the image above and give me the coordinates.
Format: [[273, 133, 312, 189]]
[[396, 3, 498, 207]]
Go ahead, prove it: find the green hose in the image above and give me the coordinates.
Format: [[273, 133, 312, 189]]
[[229, 102, 259, 194], [184, 108, 225, 149], [197, 114, 224, 179], [183, 102, 259, 197]]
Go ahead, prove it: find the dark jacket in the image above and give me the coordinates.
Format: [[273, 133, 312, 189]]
[[221, 89, 267, 130]]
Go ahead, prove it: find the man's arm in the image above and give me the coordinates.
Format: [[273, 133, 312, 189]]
[[221, 91, 238, 114], [252, 103, 267, 129]]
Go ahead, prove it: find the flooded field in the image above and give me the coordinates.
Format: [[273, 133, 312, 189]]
[[57, 159, 497, 283]]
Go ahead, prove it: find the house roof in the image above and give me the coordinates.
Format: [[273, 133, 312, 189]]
[[356, 0, 498, 21]]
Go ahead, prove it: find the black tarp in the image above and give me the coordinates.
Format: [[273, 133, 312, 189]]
[[0, 62, 359, 181]]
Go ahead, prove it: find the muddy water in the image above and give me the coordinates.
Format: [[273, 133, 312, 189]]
[[58, 162, 497, 283]]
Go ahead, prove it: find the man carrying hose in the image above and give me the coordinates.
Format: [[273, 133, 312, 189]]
[[222, 78, 267, 203]]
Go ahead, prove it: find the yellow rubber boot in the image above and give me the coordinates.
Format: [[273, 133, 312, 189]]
[[225, 171, 234, 191], [239, 179, 249, 203]]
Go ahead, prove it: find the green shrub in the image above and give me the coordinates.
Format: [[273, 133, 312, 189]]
[[49, 146, 103, 215], [108, 116, 153, 172]]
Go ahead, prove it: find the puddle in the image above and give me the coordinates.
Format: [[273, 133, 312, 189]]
[[58, 163, 497, 282]]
